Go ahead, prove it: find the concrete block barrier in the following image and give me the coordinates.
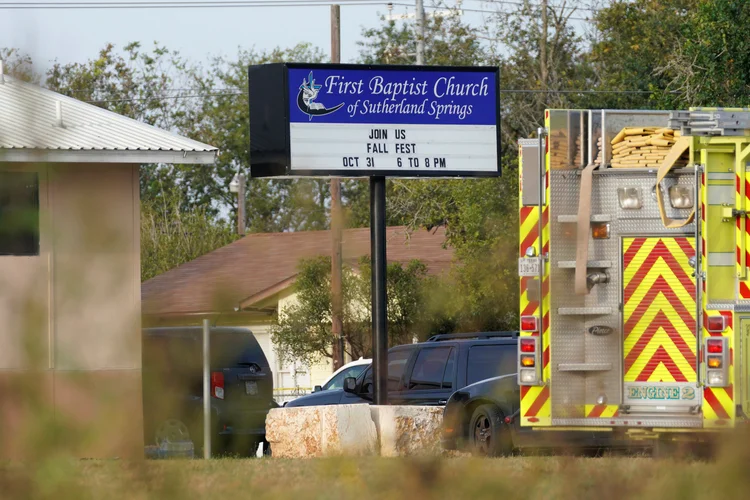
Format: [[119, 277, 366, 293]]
[[265, 404, 378, 458], [265, 404, 444, 458], [371, 406, 444, 457]]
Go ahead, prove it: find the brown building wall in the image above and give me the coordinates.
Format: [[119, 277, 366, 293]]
[[0, 162, 143, 459]]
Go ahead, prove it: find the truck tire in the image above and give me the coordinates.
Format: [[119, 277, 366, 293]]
[[468, 404, 512, 457]]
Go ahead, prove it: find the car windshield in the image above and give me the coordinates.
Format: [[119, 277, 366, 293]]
[[324, 364, 368, 390]]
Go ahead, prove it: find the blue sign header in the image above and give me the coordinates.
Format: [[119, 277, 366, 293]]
[[288, 67, 498, 126]]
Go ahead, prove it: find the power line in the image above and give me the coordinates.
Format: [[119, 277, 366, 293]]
[[0, 0, 391, 8], [79, 87, 674, 104]]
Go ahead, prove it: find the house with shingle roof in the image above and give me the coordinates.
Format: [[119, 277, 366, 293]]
[[141, 225, 453, 401]]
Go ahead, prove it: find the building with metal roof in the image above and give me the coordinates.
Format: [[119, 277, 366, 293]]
[[0, 66, 217, 460], [0, 69, 217, 164]]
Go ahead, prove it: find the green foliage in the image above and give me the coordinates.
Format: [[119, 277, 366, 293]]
[[0, 48, 39, 82], [140, 186, 238, 281], [588, 0, 697, 109], [271, 255, 433, 364], [672, 0, 750, 106]]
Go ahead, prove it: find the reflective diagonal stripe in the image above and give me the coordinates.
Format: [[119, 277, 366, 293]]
[[585, 405, 620, 418], [623, 237, 697, 383]]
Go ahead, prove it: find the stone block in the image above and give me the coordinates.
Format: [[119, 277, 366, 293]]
[[372, 406, 444, 457], [265, 404, 377, 458]]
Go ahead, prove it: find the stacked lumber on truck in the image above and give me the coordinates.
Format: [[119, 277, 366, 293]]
[[609, 127, 688, 168]]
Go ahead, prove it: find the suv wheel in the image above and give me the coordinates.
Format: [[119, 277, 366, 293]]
[[469, 405, 512, 457]]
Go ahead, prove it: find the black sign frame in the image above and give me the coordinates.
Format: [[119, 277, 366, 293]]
[[248, 62, 501, 179]]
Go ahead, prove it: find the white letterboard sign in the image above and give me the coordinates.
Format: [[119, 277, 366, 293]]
[[249, 64, 501, 178]]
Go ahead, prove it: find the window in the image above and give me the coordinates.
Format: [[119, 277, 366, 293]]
[[466, 345, 516, 386], [0, 172, 39, 256], [442, 348, 456, 390], [408, 347, 452, 391], [360, 348, 414, 393], [324, 364, 368, 390], [387, 349, 414, 391]]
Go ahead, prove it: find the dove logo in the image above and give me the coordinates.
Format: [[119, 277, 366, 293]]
[[297, 71, 345, 120]]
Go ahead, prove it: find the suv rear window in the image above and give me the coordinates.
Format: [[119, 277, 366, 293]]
[[408, 347, 453, 390], [466, 344, 516, 385]]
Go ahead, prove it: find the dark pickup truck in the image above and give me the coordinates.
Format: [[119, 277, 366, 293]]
[[142, 326, 277, 457]]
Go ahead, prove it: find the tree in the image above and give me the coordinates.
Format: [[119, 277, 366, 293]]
[[0, 48, 39, 82], [660, 0, 750, 106], [140, 186, 238, 281], [271, 255, 434, 365], [587, 0, 697, 109]]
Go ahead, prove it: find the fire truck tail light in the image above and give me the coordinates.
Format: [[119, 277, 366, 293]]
[[707, 339, 724, 353], [519, 369, 537, 384], [520, 316, 538, 332], [707, 356, 722, 369], [617, 187, 642, 209], [592, 222, 610, 239], [707, 316, 726, 333], [668, 186, 694, 209], [520, 338, 536, 353], [707, 372, 725, 386], [520, 355, 536, 367]]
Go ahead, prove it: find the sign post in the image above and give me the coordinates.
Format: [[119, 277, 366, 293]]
[[248, 63, 500, 405]]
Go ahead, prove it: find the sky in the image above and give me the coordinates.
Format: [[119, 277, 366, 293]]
[[0, 1, 493, 75]]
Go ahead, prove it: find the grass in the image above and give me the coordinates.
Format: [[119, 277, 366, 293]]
[[2, 451, 750, 500]]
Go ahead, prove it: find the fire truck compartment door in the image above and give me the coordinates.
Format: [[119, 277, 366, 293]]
[[622, 236, 700, 412]]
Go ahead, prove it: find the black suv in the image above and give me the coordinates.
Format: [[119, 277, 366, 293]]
[[286, 332, 521, 408], [142, 327, 277, 457], [286, 331, 618, 456]]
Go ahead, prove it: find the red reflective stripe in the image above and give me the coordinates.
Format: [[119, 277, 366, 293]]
[[704, 388, 730, 419], [636, 346, 688, 382], [524, 386, 549, 417], [588, 405, 606, 418], [624, 311, 696, 372], [623, 237, 646, 268]]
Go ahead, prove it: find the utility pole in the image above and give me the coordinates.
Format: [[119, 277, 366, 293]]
[[415, 0, 426, 65], [230, 173, 246, 236], [540, 0, 548, 89], [330, 4, 345, 371]]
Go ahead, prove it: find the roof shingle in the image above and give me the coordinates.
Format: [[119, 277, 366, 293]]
[[141, 226, 453, 316]]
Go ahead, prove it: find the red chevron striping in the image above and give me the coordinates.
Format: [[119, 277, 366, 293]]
[[704, 388, 730, 419], [623, 241, 694, 300], [625, 277, 694, 334], [624, 311, 696, 372], [542, 311, 550, 333], [521, 301, 538, 318], [725, 384, 734, 400], [543, 345, 550, 368], [741, 281, 750, 299], [521, 385, 529, 398], [588, 405, 606, 418], [674, 237, 695, 257], [623, 237, 646, 268], [524, 386, 550, 417], [520, 223, 539, 257], [520, 206, 534, 227], [636, 346, 688, 382]]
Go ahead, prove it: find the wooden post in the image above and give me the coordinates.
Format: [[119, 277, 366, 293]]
[[330, 4, 345, 371]]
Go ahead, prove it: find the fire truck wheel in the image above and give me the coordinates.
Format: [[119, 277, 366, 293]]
[[468, 405, 512, 457]]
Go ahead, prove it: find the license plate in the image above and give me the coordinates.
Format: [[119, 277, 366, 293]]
[[518, 257, 540, 277], [245, 381, 258, 395]]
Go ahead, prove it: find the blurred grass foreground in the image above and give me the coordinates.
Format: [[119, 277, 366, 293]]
[[2, 451, 750, 500]]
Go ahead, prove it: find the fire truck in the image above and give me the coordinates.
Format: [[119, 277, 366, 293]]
[[516, 108, 750, 446]]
